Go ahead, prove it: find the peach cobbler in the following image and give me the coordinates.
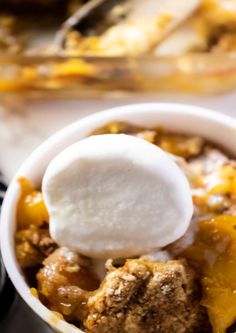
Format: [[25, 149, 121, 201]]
[[15, 122, 236, 333]]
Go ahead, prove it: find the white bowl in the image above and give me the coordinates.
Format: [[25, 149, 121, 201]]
[[1, 103, 236, 333]]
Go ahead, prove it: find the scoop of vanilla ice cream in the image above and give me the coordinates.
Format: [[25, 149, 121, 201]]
[[42, 134, 193, 259]]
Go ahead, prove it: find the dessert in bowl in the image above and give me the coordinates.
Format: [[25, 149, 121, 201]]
[[1, 103, 236, 333]]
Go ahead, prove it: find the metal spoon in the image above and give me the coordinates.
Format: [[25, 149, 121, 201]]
[[54, 0, 109, 52]]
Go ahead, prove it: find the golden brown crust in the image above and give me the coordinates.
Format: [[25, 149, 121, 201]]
[[91, 122, 205, 159], [15, 225, 57, 268], [84, 259, 210, 333], [37, 250, 210, 333]]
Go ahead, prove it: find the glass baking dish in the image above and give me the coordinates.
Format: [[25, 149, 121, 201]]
[[1, 0, 236, 98], [1, 53, 236, 97]]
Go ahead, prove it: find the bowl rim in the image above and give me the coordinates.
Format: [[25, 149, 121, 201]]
[[1, 102, 236, 333]]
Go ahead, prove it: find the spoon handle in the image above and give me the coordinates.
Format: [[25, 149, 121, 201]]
[[54, 0, 108, 51]]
